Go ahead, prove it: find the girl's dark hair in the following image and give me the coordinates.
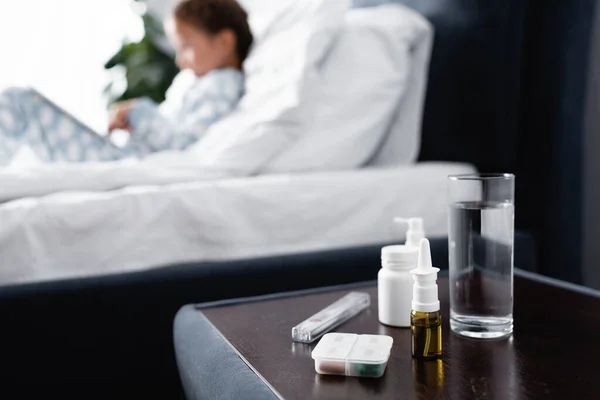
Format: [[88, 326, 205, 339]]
[[174, 0, 253, 64]]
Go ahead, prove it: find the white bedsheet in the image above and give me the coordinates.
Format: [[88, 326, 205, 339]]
[[0, 152, 239, 203], [0, 162, 474, 285]]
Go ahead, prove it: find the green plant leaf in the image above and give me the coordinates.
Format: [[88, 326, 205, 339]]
[[103, 6, 178, 105]]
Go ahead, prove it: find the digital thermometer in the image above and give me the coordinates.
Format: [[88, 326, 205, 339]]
[[291, 292, 371, 343]]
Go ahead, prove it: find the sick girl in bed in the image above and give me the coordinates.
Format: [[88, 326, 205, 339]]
[[0, 0, 253, 165]]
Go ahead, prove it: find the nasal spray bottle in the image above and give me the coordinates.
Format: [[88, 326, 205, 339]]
[[378, 218, 424, 327], [410, 238, 442, 359]]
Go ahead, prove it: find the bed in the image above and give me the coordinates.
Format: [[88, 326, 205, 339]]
[[0, 1, 475, 285], [0, 162, 473, 284]]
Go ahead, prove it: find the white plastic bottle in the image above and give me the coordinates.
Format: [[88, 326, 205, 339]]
[[378, 217, 425, 327]]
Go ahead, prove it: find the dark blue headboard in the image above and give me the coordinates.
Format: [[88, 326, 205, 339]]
[[354, 1, 524, 172], [516, 1, 595, 284], [354, 0, 597, 283]]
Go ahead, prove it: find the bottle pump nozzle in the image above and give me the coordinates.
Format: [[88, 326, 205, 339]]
[[410, 238, 440, 313], [394, 217, 425, 247]]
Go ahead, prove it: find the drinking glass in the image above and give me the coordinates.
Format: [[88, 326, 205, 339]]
[[448, 173, 515, 339]]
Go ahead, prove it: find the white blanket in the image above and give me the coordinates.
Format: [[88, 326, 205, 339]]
[[0, 153, 236, 203], [0, 162, 475, 285]]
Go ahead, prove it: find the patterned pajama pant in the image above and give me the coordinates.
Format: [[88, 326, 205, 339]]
[[0, 87, 145, 166]]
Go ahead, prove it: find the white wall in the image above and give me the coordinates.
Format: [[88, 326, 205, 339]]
[[146, 0, 175, 19], [0, 0, 143, 132]]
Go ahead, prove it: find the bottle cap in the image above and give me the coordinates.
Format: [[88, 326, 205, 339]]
[[410, 238, 440, 312], [381, 245, 418, 270], [394, 217, 425, 247]]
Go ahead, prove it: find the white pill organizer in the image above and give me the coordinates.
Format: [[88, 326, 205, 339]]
[[311, 333, 393, 378]]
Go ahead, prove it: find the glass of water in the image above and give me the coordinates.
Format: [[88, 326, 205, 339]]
[[448, 173, 515, 339]]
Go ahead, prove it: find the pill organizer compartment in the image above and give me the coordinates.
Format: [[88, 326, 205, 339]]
[[311, 333, 393, 378]]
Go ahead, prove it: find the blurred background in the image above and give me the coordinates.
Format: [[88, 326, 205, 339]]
[[0, 0, 598, 289], [0, 0, 599, 288], [0, 0, 174, 133]]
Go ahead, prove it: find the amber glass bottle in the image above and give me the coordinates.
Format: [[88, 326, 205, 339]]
[[411, 310, 442, 359]]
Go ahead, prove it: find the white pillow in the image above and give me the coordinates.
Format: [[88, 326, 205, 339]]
[[237, 0, 308, 44], [368, 4, 433, 167], [263, 6, 414, 172], [187, 0, 349, 175], [264, 4, 433, 172]]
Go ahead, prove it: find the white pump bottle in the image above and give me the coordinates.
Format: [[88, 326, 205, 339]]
[[393, 217, 425, 248], [411, 238, 440, 313], [410, 238, 442, 359], [378, 217, 425, 327]]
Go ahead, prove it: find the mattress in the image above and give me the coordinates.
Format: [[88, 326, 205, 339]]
[[0, 162, 475, 285]]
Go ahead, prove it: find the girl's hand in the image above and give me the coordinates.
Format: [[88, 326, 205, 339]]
[[108, 100, 136, 132]]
